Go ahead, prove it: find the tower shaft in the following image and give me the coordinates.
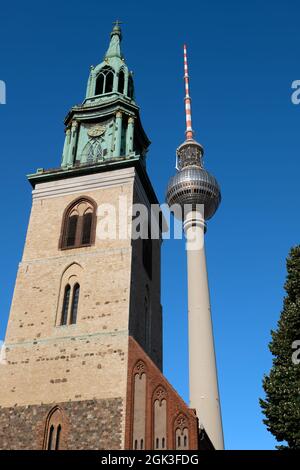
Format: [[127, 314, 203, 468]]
[[183, 210, 224, 450]]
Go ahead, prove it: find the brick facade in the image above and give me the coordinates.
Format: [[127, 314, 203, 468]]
[[125, 337, 200, 450]]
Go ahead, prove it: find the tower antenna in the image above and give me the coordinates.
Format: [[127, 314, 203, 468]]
[[183, 44, 194, 140]]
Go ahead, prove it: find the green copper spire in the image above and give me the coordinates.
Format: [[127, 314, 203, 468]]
[[29, 23, 149, 176], [28, 23, 151, 186], [105, 20, 123, 59]]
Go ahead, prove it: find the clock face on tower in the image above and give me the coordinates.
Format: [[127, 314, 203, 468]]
[[87, 124, 106, 138]]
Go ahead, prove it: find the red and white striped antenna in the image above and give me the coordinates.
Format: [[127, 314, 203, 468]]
[[183, 44, 194, 140]]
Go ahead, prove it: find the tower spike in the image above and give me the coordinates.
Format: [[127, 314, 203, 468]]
[[183, 44, 194, 140]]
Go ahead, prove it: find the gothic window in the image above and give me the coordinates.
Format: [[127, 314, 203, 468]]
[[95, 73, 104, 95], [132, 361, 147, 450], [60, 198, 97, 249], [105, 70, 114, 93], [174, 414, 189, 450], [118, 69, 125, 94], [70, 283, 80, 325], [82, 139, 103, 164], [143, 225, 152, 279], [128, 74, 134, 99], [153, 386, 167, 450], [44, 407, 65, 450], [57, 263, 83, 327], [95, 66, 115, 95], [61, 285, 71, 325]]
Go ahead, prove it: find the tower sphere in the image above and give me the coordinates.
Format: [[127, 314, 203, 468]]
[[166, 140, 221, 220]]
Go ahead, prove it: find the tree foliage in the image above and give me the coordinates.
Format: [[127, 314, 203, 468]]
[[260, 246, 300, 449]]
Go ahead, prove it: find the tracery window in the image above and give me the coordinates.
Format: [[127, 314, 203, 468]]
[[60, 283, 80, 326], [82, 139, 103, 163], [95, 66, 114, 95], [60, 197, 97, 249]]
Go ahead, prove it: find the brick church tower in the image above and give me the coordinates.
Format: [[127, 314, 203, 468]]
[[0, 24, 212, 450]]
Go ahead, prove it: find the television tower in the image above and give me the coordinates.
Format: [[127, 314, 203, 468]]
[[166, 45, 224, 450]]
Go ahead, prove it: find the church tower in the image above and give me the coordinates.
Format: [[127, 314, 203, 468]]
[[0, 24, 207, 450]]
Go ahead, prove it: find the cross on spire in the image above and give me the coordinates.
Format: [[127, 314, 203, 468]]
[[113, 19, 122, 28]]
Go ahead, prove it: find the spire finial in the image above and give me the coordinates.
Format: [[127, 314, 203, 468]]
[[111, 19, 122, 39], [183, 44, 194, 140], [105, 20, 123, 59]]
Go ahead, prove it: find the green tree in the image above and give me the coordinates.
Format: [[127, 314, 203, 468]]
[[260, 246, 300, 449]]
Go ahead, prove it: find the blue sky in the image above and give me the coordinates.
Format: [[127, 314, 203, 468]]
[[0, 0, 299, 450]]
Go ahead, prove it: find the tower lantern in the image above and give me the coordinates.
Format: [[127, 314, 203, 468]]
[[166, 45, 224, 450]]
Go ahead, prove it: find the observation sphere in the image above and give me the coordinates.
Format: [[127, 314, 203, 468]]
[[166, 141, 221, 220]]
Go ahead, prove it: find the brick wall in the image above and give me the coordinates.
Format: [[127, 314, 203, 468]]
[[125, 337, 199, 450], [0, 398, 123, 450]]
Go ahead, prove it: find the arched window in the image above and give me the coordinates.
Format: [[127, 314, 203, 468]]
[[82, 139, 103, 164], [44, 407, 65, 450], [153, 387, 167, 450], [57, 263, 83, 327], [118, 69, 125, 94], [61, 285, 71, 325], [105, 70, 114, 93], [95, 67, 115, 95], [70, 283, 80, 325], [132, 361, 147, 450], [60, 198, 97, 249], [95, 73, 104, 95], [128, 75, 134, 99]]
